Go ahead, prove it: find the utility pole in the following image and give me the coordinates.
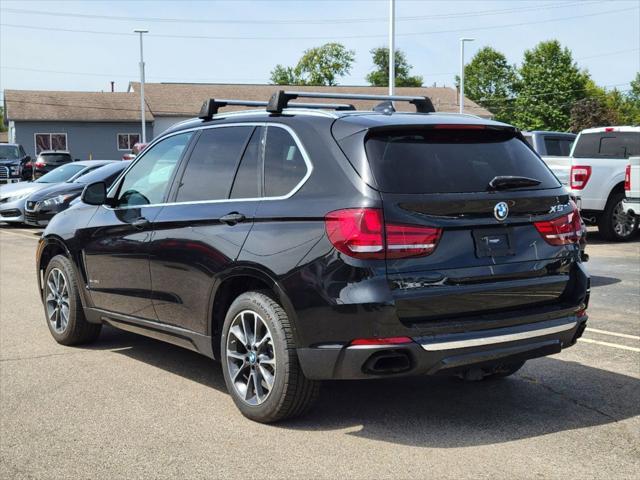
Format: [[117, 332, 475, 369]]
[[134, 29, 149, 143], [459, 37, 474, 113], [388, 0, 395, 96]]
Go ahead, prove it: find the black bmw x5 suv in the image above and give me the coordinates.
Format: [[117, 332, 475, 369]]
[[36, 91, 589, 423]]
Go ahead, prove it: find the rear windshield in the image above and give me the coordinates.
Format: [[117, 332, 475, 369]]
[[364, 128, 560, 193], [572, 132, 640, 159], [40, 153, 72, 163]]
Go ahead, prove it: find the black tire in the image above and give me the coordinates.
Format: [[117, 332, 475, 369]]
[[221, 291, 319, 423], [43, 255, 101, 345], [597, 190, 638, 241]]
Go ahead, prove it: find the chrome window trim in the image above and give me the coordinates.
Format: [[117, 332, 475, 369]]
[[104, 122, 313, 210]]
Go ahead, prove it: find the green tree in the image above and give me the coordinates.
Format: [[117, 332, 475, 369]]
[[569, 97, 617, 132], [366, 47, 423, 87], [0, 106, 6, 132], [269, 43, 355, 86], [512, 40, 590, 131], [455, 46, 516, 123]]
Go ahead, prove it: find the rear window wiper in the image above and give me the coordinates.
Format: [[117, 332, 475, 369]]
[[488, 175, 541, 190]]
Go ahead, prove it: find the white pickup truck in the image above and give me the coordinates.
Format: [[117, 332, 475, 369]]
[[570, 126, 640, 241], [522, 131, 576, 185], [623, 156, 640, 216]]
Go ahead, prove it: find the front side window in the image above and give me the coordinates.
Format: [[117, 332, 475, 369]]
[[116, 132, 192, 208], [263, 127, 308, 197], [117, 133, 141, 151], [35, 133, 67, 154], [176, 127, 253, 202]]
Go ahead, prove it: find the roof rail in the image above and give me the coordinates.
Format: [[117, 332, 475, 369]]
[[266, 90, 435, 114], [198, 98, 355, 120]]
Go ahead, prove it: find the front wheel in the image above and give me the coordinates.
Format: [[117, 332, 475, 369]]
[[43, 255, 101, 345], [597, 190, 638, 241], [221, 291, 319, 423]]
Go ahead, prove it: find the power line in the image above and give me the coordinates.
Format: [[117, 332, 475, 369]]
[[0, 7, 636, 41], [0, 1, 600, 26]]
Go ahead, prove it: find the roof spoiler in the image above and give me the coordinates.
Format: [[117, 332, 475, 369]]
[[198, 98, 355, 120], [266, 90, 435, 114]]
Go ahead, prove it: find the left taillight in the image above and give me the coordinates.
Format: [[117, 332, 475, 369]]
[[534, 202, 583, 246], [324, 208, 442, 260], [625, 164, 631, 192]]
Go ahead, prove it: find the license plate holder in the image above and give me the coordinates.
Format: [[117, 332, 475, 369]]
[[472, 227, 515, 258]]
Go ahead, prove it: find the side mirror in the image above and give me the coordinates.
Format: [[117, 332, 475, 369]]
[[81, 181, 107, 206]]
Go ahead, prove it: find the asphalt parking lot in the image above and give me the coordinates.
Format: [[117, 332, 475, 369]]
[[0, 225, 638, 479]]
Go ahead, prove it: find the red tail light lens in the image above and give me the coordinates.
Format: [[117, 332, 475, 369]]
[[534, 202, 583, 246], [35, 160, 46, 168], [350, 336, 413, 346], [570, 165, 592, 190], [625, 164, 631, 192], [325, 208, 442, 259]]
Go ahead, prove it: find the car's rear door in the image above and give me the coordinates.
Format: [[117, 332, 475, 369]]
[[363, 125, 585, 326], [148, 125, 261, 334]]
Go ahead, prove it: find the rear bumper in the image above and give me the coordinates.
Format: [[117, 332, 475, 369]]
[[297, 315, 587, 380], [622, 198, 640, 215]]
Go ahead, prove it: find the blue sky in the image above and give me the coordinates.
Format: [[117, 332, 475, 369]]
[[1, 0, 638, 98]]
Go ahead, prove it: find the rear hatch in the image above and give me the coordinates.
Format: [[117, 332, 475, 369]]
[[351, 123, 584, 328]]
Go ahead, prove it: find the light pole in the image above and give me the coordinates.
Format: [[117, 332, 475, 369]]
[[134, 29, 149, 143], [459, 37, 474, 113], [388, 0, 395, 96]]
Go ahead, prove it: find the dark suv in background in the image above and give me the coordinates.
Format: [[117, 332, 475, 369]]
[[0, 143, 31, 183], [36, 91, 589, 423]]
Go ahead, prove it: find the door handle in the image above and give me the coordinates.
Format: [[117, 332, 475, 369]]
[[220, 212, 246, 226], [132, 217, 150, 230]]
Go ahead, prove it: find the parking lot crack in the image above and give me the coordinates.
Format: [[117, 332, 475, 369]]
[[519, 374, 618, 421]]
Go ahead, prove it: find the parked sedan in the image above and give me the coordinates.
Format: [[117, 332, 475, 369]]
[[32, 151, 74, 179], [25, 161, 126, 226], [0, 161, 113, 224]]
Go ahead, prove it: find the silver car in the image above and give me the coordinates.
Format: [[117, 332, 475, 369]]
[[0, 161, 116, 223]]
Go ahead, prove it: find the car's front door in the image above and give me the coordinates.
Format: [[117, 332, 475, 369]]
[[149, 125, 262, 333], [82, 132, 194, 318]]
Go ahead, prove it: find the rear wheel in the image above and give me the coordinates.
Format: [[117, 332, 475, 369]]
[[597, 190, 638, 241], [43, 255, 101, 345], [221, 291, 319, 423]]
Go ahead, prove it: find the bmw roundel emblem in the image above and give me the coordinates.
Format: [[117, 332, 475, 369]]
[[494, 202, 509, 221]]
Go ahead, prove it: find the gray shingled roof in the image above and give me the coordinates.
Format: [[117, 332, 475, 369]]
[[129, 83, 492, 118], [4, 90, 153, 122]]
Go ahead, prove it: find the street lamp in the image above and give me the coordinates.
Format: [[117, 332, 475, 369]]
[[459, 37, 474, 113], [388, 0, 395, 96], [134, 29, 149, 143]]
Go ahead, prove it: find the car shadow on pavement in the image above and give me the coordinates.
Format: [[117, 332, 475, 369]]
[[91, 326, 639, 448], [590, 275, 622, 287]]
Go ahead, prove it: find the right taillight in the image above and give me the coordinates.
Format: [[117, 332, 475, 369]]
[[325, 208, 442, 260], [534, 202, 583, 246], [625, 164, 631, 192], [35, 160, 46, 168], [570, 165, 592, 190]]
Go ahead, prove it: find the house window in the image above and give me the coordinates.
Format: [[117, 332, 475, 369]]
[[35, 133, 67, 154], [117, 133, 141, 151]]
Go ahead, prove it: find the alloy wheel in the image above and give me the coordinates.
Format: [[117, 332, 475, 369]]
[[612, 200, 637, 238], [226, 310, 276, 406], [45, 268, 70, 334]]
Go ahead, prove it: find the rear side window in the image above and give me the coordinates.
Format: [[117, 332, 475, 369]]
[[364, 128, 560, 194], [573, 132, 640, 159], [176, 127, 253, 202], [264, 127, 308, 197]]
